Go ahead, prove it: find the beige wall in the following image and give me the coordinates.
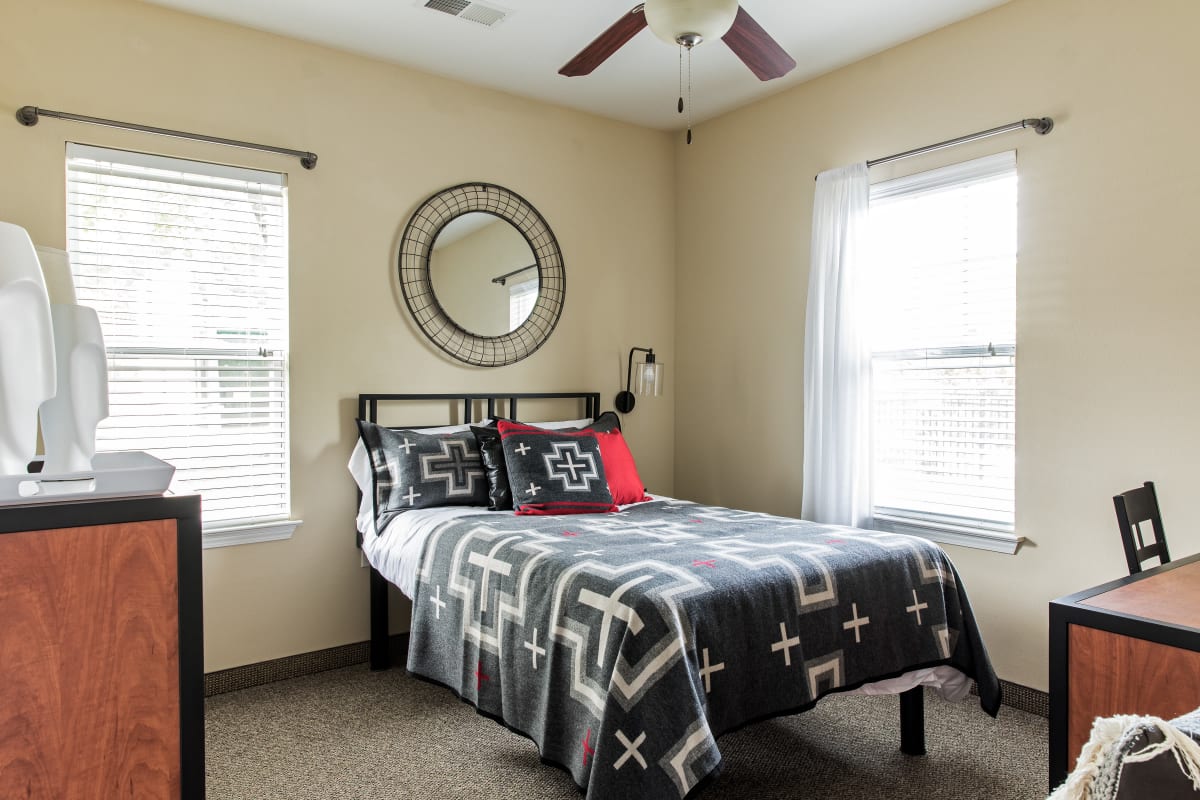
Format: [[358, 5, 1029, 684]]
[[675, 0, 1200, 690], [0, 0, 676, 671]]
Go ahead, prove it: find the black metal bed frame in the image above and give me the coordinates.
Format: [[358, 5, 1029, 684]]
[[352, 390, 925, 757]]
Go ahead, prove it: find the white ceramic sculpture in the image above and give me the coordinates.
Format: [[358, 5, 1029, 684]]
[[35, 247, 109, 474], [34, 244, 77, 305], [0, 223, 56, 475]]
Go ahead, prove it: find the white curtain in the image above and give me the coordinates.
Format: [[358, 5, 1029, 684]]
[[801, 163, 872, 528]]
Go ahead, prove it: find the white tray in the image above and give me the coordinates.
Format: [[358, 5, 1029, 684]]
[[0, 451, 176, 506]]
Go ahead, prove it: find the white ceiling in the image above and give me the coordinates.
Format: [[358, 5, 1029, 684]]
[[140, 0, 1010, 130]]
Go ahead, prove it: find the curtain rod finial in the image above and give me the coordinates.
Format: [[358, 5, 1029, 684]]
[[16, 106, 39, 127], [1026, 117, 1054, 135]]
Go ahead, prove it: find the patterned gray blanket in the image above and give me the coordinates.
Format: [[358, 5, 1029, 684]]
[[407, 499, 1000, 799]]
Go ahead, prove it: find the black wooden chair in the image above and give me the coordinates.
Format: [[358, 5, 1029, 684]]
[[1112, 481, 1170, 575]]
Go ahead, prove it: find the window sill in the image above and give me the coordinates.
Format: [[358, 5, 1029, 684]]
[[872, 514, 1022, 555], [202, 519, 301, 549]]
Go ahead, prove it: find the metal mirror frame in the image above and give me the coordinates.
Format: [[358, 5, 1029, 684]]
[[398, 183, 565, 367]]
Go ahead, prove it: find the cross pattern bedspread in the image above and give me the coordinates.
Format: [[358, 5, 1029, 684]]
[[406, 498, 1001, 799]]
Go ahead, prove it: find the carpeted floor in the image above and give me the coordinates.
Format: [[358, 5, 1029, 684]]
[[205, 665, 1048, 800]]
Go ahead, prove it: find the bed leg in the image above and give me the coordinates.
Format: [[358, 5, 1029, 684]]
[[369, 566, 390, 671], [900, 687, 926, 755]]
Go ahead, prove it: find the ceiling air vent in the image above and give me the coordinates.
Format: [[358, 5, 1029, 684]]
[[424, 0, 469, 14], [421, 0, 510, 28]]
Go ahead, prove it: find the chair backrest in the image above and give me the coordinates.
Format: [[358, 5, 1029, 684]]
[[1112, 481, 1170, 575]]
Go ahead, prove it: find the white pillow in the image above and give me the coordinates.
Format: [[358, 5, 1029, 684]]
[[349, 438, 376, 535], [513, 417, 593, 430]]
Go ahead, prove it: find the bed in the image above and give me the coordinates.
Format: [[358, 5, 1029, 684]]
[[352, 391, 1001, 800]]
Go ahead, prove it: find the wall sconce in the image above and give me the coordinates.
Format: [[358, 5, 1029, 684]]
[[615, 346, 662, 413]]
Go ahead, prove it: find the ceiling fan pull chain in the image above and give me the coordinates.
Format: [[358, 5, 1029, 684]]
[[686, 44, 693, 145], [677, 44, 684, 114]]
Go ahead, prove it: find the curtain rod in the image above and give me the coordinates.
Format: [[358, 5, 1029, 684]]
[[815, 116, 1053, 179], [16, 106, 318, 170], [868, 117, 1053, 167], [491, 264, 537, 285]]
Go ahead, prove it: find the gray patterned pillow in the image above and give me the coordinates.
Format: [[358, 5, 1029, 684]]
[[356, 419, 488, 528], [473, 412, 623, 512], [497, 420, 617, 516]]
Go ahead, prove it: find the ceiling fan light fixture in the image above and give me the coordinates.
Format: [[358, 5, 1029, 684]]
[[644, 0, 739, 47]]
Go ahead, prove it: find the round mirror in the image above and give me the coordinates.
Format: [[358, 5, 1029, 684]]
[[429, 213, 536, 337], [399, 184, 565, 367]]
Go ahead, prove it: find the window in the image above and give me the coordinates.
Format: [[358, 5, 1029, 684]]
[[864, 152, 1016, 551], [508, 276, 538, 329], [66, 144, 296, 545]]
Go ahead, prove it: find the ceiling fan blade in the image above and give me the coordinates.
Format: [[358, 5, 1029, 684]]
[[721, 5, 797, 81], [559, 5, 648, 77]]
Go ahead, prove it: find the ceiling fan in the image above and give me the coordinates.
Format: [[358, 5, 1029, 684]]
[[559, 0, 797, 82]]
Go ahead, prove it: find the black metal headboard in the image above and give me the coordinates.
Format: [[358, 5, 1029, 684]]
[[356, 392, 602, 427]]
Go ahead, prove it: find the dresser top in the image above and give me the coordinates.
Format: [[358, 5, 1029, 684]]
[[1080, 558, 1200, 630], [0, 493, 200, 534]]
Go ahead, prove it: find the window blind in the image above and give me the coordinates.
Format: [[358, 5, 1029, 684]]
[[66, 143, 290, 529], [865, 151, 1016, 533]]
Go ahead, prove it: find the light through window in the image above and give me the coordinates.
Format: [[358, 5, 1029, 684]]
[[66, 144, 290, 531], [508, 277, 538, 330], [865, 151, 1016, 536]]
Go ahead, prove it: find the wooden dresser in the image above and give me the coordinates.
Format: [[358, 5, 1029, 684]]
[[0, 495, 204, 799], [1048, 552, 1200, 790]]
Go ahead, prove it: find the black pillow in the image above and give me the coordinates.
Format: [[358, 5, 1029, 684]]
[[584, 411, 622, 434], [356, 419, 489, 528], [471, 425, 512, 511], [497, 421, 617, 516]]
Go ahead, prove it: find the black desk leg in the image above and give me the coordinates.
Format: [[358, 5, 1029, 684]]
[[900, 687, 927, 755], [1048, 603, 1069, 790]]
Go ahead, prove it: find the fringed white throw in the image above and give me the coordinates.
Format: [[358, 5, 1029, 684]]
[[1049, 715, 1200, 800]]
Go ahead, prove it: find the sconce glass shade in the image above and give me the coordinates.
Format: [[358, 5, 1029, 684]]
[[633, 359, 663, 397], [644, 0, 739, 46], [615, 347, 663, 414]]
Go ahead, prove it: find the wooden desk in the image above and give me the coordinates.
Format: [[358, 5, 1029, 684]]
[[1049, 553, 1200, 789]]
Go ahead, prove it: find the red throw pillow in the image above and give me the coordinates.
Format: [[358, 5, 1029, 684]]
[[596, 430, 651, 505]]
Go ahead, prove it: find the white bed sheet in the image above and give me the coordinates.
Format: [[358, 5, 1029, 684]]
[[361, 504, 492, 599], [358, 496, 972, 702]]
